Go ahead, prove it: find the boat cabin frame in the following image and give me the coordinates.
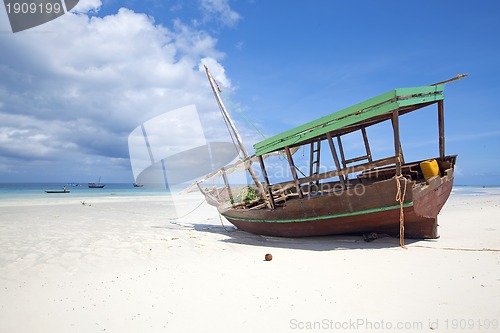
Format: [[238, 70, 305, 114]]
[[249, 84, 454, 209]]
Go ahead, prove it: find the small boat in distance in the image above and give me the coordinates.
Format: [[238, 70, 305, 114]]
[[45, 186, 70, 193], [89, 177, 105, 188], [133, 183, 144, 187]]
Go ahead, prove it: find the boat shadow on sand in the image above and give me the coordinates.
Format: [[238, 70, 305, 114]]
[[188, 222, 424, 251]]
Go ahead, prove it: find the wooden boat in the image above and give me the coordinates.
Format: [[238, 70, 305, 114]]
[[45, 187, 70, 193], [88, 177, 105, 188], [194, 68, 465, 243]]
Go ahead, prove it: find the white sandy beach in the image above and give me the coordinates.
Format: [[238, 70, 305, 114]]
[[0, 189, 499, 332]]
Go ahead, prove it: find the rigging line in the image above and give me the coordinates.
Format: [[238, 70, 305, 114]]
[[279, 149, 307, 178], [409, 245, 500, 252], [218, 213, 237, 232], [219, 106, 244, 159], [214, 76, 308, 178], [210, 75, 246, 160], [220, 90, 267, 140], [294, 163, 307, 178], [168, 198, 207, 221], [274, 150, 308, 178]]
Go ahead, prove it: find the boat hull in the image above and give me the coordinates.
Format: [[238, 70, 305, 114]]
[[219, 170, 454, 239]]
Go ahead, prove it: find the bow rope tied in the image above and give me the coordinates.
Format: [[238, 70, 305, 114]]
[[395, 175, 409, 248]]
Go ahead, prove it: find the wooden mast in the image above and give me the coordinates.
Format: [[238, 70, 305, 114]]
[[204, 65, 268, 202]]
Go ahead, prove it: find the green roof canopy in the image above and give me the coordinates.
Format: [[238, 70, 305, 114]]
[[253, 85, 444, 156]]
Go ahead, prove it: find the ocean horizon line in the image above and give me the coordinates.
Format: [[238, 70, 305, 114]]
[[1, 182, 500, 187]]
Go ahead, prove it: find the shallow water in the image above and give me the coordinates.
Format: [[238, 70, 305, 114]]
[[0, 182, 170, 204]]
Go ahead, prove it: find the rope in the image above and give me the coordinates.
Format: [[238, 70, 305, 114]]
[[167, 199, 237, 234], [394, 175, 408, 248], [208, 74, 245, 160], [220, 90, 267, 140], [410, 245, 500, 252], [218, 213, 236, 232], [169, 199, 206, 221], [219, 104, 244, 159], [217, 86, 311, 179]]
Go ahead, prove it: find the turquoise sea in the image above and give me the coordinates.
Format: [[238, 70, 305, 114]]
[[0, 183, 498, 203], [452, 185, 500, 196], [0, 183, 171, 203]]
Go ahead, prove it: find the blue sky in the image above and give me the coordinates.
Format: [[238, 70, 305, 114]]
[[0, 0, 499, 184]]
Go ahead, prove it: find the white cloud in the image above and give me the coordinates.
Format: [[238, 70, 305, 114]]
[[73, 0, 102, 13], [199, 0, 241, 27], [199, 56, 231, 88], [0, 5, 238, 181]]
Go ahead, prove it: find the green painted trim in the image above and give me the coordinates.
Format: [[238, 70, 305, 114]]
[[222, 202, 414, 223], [253, 85, 444, 156]]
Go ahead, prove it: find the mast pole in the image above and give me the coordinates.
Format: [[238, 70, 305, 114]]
[[431, 73, 468, 86], [204, 66, 249, 158], [204, 65, 268, 202]]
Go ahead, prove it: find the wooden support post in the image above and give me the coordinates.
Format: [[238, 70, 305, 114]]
[[221, 168, 234, 204], [285, 146, 303, 198], [336, 135, 348, 181], [258, 155, 275, 209], [336, 136, 347, 168], [391, 110, 402, 176], [309, 142, 315, 178], [361, 127, 373, 163], [438, 99, 445, 160], [326, 132, 346, 189]]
